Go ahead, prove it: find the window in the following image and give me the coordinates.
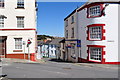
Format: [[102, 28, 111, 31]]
[[89, 47, 102, 61], [0, 0, 4, 8], [66, 30, 68, 38], [71, 28, 74, 38], [65, 20, 68, 27], [0, 17, 4, 27], [15, 38, 22, 49], [89, 26, 102, 40], [87, 45, 105, 62], [71, 16, 74, 23], [51, 45, 53, 48], [87, 24, 105, 41], [17, 0, 24, 8], [87, 5, 103, 18], [17, 17, 24, 28]]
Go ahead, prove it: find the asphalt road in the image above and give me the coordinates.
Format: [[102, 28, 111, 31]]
[[1, 59, 119, 78]]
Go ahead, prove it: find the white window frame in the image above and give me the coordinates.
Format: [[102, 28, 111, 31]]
[[89, 26, 102, 40], [15, 38, 22, 49], [89, 47, 102, 62], [88, 5, 101, 17], [0, 0, 4, 8], [17, 17, 24, 28], [0, 17, 4, 28]]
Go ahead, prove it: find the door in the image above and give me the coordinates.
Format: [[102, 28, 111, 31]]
[[0, 37, 6, 57]]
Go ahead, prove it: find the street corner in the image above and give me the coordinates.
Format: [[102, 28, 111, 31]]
[[35, 59, 46, 63]]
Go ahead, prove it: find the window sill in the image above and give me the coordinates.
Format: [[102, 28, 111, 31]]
[[13, 50, 23, 52], [88, 39, 103, 41], [15, 7, 25, 9], [87, 15, 102, 18]]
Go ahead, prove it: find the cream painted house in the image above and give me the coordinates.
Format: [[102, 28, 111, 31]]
[[0, 0, 37, 61], [61, 1, 120, 64]]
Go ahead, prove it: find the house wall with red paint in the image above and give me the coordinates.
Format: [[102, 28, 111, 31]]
[[0, 0, 37, 61]]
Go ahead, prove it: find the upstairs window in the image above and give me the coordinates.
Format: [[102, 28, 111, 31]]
[[0, 0, 4, 8], [65, 20, 68, 27], [71, 16, 74, 23], [89, 26, 102, 40], [15, 38, 22, 49], [87, 24, 105, 41], [87, 5, 103, 18], [66, 30, 68, 38], [71, 27, 74, 38], [0, 16, 4, 28], [17, 0, 24, 8], [17, 17, 24, 28]]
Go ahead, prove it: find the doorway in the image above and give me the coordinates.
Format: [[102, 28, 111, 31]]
[[0, 36, 7, 58]]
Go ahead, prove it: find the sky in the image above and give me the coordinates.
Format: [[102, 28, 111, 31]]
[[37, 2, 86, 37]]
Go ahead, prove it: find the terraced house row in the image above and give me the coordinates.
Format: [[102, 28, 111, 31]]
[[0, 0, 37, 61], [60, 1, 120, 64]]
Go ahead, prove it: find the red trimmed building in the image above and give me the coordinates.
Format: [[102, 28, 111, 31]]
[[0, 0, 37, 61], [61, 1, 120, 64]]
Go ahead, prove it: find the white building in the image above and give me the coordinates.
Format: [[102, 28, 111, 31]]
[[0, 0, 37, 61], [62, 1, 120, 64]]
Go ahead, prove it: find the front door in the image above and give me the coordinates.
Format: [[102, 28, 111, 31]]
[[0, 36, 6, 58]]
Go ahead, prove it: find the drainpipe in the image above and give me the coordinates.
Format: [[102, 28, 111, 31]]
[[76, 9, 81, 62]]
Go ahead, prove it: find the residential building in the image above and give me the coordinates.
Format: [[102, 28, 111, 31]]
[[0, 0, 37, 61], [49, 38, 63, 59], [62, 1, 120, 64], [37, 38, 63, 59], [64, 9, 80, 62]]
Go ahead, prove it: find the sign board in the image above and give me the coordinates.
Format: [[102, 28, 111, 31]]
[[77, 40, 81, 47]]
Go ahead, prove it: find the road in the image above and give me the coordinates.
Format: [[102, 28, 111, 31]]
[[1, 58, 119, 78]]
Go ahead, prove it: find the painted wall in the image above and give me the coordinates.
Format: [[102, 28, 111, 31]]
[[0, 0, 37, 60], [64, 11, 79, 62], [77, 4, 119, 62]]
